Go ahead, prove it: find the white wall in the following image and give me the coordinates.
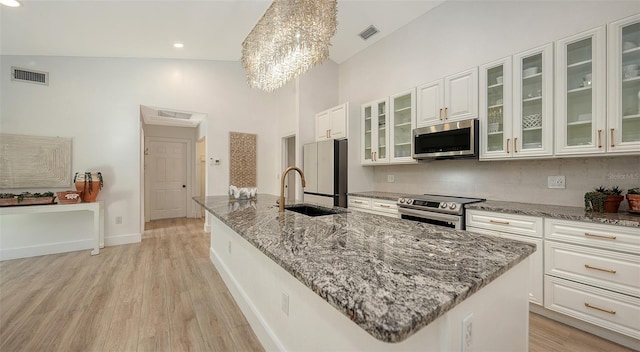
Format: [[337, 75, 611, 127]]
[[1, 56, 285, 245], [339, 1, 640, 205]]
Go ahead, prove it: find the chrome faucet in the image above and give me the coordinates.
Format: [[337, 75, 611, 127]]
[[280, 166, 306, 212]]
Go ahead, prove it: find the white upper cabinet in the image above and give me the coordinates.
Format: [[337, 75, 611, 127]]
[[389, 89, 417, 164], [480, 56, 513, 159], [315, 103, 348, 141], [513, 43, 554, 158], [555, 26, 607, 156], [608, 13, 640, 153], [417, 68, 478, 127], [361, 98, 389, 165]]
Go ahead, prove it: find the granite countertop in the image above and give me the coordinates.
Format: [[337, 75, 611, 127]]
[[194, 195, 535, 343], [467, 200, 640, 228]]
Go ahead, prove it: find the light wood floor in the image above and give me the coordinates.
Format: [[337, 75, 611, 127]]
[[0, 218, 635, 352]]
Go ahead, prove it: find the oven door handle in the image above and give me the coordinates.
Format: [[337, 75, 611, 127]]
[[398, 207, 461, 223]]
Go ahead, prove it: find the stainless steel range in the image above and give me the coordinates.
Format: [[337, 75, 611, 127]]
[[397, 194, 485, 230]]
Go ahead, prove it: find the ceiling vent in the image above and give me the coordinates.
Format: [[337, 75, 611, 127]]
[[158, 110, 192, 120], [11, 66, 49, 86], [359, 25, 379, 40]]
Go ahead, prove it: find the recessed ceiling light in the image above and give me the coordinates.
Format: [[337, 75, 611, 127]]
[[0, 0, 21, 7], [173, 43, 184, 49]]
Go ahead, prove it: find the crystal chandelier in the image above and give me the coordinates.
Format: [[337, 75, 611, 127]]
[[241, 0, 338, 92]]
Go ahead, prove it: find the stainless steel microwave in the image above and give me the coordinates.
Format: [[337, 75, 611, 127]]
[[412, 119, 479, 159]]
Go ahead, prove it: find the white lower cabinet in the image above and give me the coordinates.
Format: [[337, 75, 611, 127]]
[[348, 196, 399, 218], [466, 210, 544, 305], [544, 218, 640, 340]]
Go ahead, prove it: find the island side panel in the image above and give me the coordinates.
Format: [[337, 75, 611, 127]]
[[208, 215, 530, 351]]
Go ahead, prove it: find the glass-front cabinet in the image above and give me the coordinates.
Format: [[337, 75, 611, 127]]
[[389, 89, 416, 163], [555, 27, 606, 155], [608, 13, 640, 153], [513, 43, 554, 158], [361, 98, 389, 165], [480, 57, 513, 159]]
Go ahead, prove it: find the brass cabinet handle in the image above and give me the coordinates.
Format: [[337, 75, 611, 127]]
[[373, 151, 377, 161], [514, 137, 518, 153], [610, 128, 615, 148], [326, 129, 330, 138], [506, 138, 510, 153], [585, 303, 616, 315], [379, 204, 391, 208], [490, 219, 510, 225], [439, 108, 443, 120], [444, 107, 448, 120], [584, 264, 617, 274], [598, 129, 602, 148], [584, 232, 617, 240], [354, 200, 364, 204]]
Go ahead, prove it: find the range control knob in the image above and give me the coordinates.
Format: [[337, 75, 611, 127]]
[[407, 199, 413, 205], [440, 202, 447, 208], [399, 198, 405, 204], [449, 203, 457, 210]]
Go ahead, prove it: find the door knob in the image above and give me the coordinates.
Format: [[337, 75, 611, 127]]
[[182, 185, 186, 188]]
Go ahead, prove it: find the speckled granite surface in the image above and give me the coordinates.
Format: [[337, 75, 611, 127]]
[[467, 200, 640, 228], [348, 191, 413, 201], [194, 195, 535, 343]]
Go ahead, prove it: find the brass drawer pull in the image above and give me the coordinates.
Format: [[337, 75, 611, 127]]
[[490, 219, 510, 225], [506, 138, 510, 153], [439, 108, 443, 120], [584, 232, 617, 240], [379, 204, 391, 208], [610, 128, 615, 148], [514, 137, 518, 153], [597, 129, 602, 148], [584, 264, 617, 274], [585, 303, 616, 315], [444, 107, 448, 120]]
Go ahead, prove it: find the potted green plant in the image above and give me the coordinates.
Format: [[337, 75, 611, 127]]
[[626, 187, 640, 214], [0, 192, 56, 206], [584, 186, 624, 213], [74, 172, 104, 202]]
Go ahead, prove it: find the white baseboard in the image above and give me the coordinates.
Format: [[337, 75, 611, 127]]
[[105, 233, 141, 247], [204, 223, 211, 233], [0, 239, 95, 261], [210, 247, 284, 352]]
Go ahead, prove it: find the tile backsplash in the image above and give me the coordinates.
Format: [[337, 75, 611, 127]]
[[371, 156, 640, 210]]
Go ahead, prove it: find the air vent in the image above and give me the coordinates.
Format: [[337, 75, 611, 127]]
[[158, 110, 192, 120], [11, 66, 48, 85], [359, 25, 379, 40]]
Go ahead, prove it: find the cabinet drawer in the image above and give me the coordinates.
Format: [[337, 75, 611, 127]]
[[545, 275, 640, 339], [545, 241, 640, 297], [466, 210, 543, 238], [371, 199, 398, 214], [545, 219, 640, 254], [348, 196, 371, 209]]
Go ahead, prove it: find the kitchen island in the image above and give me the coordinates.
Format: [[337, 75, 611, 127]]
[[194, 195, 535, 351]]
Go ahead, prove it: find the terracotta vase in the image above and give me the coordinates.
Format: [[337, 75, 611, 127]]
[[602, 195, 624, 213], [74, 172, 102, 202], [627, 194, 640, 214]]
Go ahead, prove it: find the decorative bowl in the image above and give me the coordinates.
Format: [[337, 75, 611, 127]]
[[496, 76, 503, 84], [523, 67, 538, 77], [623, 41, 637, 50], [488, 123, 500, 133], [522, 113, 542, 129]]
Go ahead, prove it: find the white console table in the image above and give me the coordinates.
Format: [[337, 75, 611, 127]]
[[0, 201, 104, 258]]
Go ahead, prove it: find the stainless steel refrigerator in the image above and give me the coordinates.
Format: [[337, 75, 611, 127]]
[[303, 139, 348, 208]]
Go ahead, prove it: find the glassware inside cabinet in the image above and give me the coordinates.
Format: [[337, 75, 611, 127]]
[[377, 101, 387, 159], [566, 37, 594, 147], [487, 65, 505, 152], [364, 106, 372, 160], [393, 93, 412, 158], [521, 53, 543, 149], [621, 21, 640, 143]]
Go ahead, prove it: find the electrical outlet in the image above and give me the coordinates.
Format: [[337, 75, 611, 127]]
[[281, 292, 289, 316], [548, 175, 566, 189], [387, 175, 395, 183], [462, 313, 473, 352], [115, 216, 122, 224]]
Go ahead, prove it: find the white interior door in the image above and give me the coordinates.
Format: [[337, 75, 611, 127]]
[[148, 139, 188, 220]]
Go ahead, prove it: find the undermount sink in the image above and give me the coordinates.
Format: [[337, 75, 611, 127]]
[[285, 204, 345, 217]]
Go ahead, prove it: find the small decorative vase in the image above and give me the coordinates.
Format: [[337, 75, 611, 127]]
[[627, 194, 640, 214], [603, 195, 624, 213], [74, 172, 103, 202]]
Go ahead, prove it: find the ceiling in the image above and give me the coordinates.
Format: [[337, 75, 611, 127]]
[[0, 0, 444, 64]]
